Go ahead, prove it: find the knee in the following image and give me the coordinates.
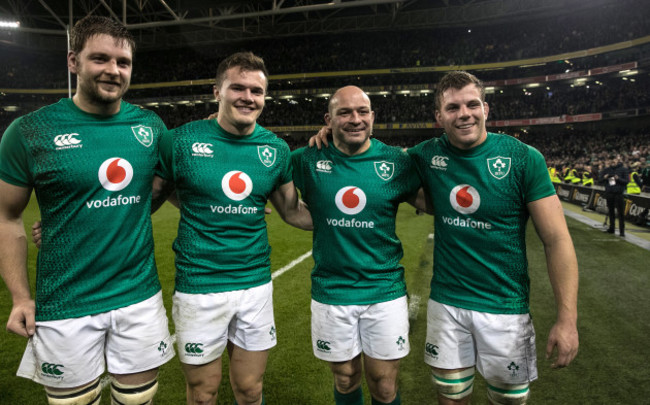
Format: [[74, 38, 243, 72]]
[[231, 375, 263, 404], [369, 378, 398, 403], [185, 369, 221, 405], [333, 368, 363, 393]]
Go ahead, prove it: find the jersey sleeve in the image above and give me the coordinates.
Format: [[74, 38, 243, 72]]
[[278, 142, 293, 186], [0, 117, 35, 187], [290, 147, 306, 192], [155, 129, 175, 180], [524, 145, 556, 203], [401, 150, 422, 200]]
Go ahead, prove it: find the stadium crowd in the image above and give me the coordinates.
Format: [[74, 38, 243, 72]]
[[1, 0, 649, 89]]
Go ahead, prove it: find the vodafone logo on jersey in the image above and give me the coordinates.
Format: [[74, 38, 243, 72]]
[[449, 184, 480, 214], [222, 171, 253, 201], [335, 186, 367, 215], [98, 158, 133, 191]]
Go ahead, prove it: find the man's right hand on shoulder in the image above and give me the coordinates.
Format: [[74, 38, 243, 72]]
[[307, 126, 331, 149]]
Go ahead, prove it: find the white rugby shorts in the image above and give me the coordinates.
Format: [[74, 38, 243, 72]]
[[311, 296, 410, 362], [424, 299, 538, 384], [173, 282, 277, 365], [17, 291, 175, 388]]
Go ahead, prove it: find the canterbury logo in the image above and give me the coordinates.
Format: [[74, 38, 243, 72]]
[[54, 133, 81, 146], [430, 155, 449, 169], [185, 343, 204, 354], [192, 142, 213, 154], [316, 340, 331, 351], [41, 363, 64, 376], [425, 343, 439, 356], [317, 160, 332, 172]]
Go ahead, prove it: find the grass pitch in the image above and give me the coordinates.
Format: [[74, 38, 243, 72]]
[[1, 198, 650, 404]]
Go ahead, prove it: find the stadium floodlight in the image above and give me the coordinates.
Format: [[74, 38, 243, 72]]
[[0, 21, 20, 29]]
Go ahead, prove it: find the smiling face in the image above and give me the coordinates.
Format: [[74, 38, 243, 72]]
[[214, 66, 267, 136], [68, 33, 133, 115], [435, 83, 489, 150], [325, 86, 375, 156]]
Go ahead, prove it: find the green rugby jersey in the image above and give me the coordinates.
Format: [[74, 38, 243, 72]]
[[157, 120, 292, 294], [292, 139, 420, 305], [408, 132, 556, 314], [0, 99, 164, 321]]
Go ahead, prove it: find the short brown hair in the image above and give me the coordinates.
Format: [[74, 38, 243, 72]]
[[70, 15, 135, 55], [435, 71, 484, 111], [215, 52, 269, 89]]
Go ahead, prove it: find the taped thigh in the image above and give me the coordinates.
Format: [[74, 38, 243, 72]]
[[431, 367, 475, 400], [45, 378, 102, 405], [110, 377, 158, 405], [486, 380, 530, 405]]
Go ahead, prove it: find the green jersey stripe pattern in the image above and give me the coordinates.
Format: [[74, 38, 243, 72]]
[[0, 99, 164, 321], [408, 132, 556, 314], [292, 139, 421, 305]]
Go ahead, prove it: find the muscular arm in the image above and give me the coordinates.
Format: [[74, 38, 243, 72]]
[[528, 194, 579, 368], [406, 187, 434, 215], [268, 181, 313, 231], [151, 175, 178, 213], [0, 179, 35, 337]]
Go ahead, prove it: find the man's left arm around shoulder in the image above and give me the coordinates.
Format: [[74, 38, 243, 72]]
[[528, 194, 579, 369], [269, 181, 313, 231]]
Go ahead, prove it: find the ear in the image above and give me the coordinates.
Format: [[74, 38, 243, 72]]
[[483, 102, 489, 119], [324, 112, 332, 127], [213, 85, 220, 102], [434, 110, 441, 125], [67, 51, 78, 74]]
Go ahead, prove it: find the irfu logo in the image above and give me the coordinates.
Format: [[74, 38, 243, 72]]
[[158, 341, 168, 355], [185, 343, 204, 354], [316, 340, 331, 352], [41, 363, 64, 376], [507, 361, 520, 377], [396, 336, 406, 350], [425, 343, 439, 357]]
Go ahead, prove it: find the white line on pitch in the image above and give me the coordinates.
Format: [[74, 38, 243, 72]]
[[272, 250, 313, 280]]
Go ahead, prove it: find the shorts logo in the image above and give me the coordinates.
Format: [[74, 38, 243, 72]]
[[222, 171, 253, 201], [185, 343, 204, 354], [396, 336, 406, 351], [158, 341, 168, 356], [98, 158, 133, 191], [507, 361, 520, 377], [269, 326, 277, 340], [430, 155, 449, 170], [316, 340, 331, 352], [258, 145, 277, 167], [131, 125, 154, 147], [41, 362, 64, 376], [54, 133, 82, 149], [374, 161, 395, 181], [335, 186, 367, 215], [425, 343, 439, 357], [316, 160, 333, 173], [192, 142, 214, 157], [450, 184, 480, 214], [487, 156, 511, 180]]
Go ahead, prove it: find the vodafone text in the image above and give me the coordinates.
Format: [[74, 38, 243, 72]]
[[441, 215, 492, 230], [86, 195, 141, 209], [326, 217, 375, 229], [210, 204, 258, 214]]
